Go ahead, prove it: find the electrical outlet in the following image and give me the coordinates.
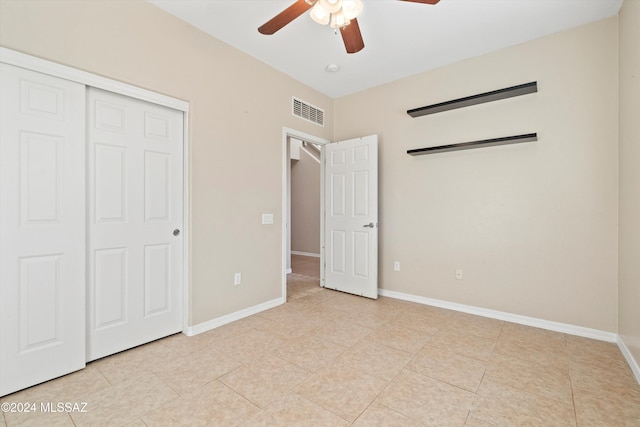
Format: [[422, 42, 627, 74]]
[[234, 272, 241, 285], [455, 268, 463, 280], [393, 261, 400, 271]]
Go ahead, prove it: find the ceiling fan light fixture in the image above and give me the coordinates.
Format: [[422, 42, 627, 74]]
[[310, 3, 331, 25], [330, 10, 350, 29], [341, 0, 363, 20], [319, 0, 342, 13], [309, 0, 362, 30], [259, 0, 440, 55]]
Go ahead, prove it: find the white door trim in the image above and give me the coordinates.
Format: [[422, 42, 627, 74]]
[[0, 47, 192, 333], [281, 127, 329, 301]]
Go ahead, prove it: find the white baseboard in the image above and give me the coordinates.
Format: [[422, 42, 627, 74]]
[[286, 268, 292, 274], [185, 297, 284, 336], [291, 251, 320, 258], [617, 335, 640, 385], [378, 289, 618, 343]]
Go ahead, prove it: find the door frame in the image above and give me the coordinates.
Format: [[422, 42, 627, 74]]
[[281, 127, 329, 300], [0, 47, 192, 333]]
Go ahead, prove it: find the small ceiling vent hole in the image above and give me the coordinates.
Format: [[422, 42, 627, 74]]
[[292, 97, 324, 127]]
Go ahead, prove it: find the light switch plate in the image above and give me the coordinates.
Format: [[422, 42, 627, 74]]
[[262, 213, 274, 225]]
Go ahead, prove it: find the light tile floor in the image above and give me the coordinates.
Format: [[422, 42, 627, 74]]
[[2, 255, 639, 426]]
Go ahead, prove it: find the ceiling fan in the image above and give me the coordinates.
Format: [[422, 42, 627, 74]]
[[258, 0, 441, 54]]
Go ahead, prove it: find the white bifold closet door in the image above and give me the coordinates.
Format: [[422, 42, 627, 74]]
[[86, 88, 184, 361], [0, 63, 87, 396]]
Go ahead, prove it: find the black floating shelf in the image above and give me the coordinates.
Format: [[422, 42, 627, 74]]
[[407, 133, 537, 156], [407, 82, 537, 118]]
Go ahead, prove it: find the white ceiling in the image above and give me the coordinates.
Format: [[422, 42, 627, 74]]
[[148, 0, 623, 98]]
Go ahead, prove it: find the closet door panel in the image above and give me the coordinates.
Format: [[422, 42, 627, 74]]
[[87, 88, 183, 361], [0, 63, 86, 397]]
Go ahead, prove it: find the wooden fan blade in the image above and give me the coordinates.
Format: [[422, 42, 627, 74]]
[[340, 18, 365, 54], [399, 0, 440, 4], [258, 0, 314, 35]]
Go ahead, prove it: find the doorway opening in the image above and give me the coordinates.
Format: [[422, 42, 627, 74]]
[[281, 128, 329, 302], [288, 254, 321, 301], [289, 137, 322, 300]]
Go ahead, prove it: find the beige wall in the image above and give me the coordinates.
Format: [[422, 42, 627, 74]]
[[0, 0, 334, 325], [619, 0, 640, 365], [0, 0, 633, 342], [291, 148, 321, 255], [334, 18, 620, 332]]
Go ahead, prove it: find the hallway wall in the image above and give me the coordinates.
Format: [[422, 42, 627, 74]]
[[291, 145, 321, 256]]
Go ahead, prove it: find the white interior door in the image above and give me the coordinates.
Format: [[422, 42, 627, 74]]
[[0, 64, 86, 396], [87, 88, 183, 361], [322, 135, 378, 299]]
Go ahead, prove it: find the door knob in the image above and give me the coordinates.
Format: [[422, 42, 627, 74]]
[[173, 229, 180, 236], [363, 223, 375, 228]]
